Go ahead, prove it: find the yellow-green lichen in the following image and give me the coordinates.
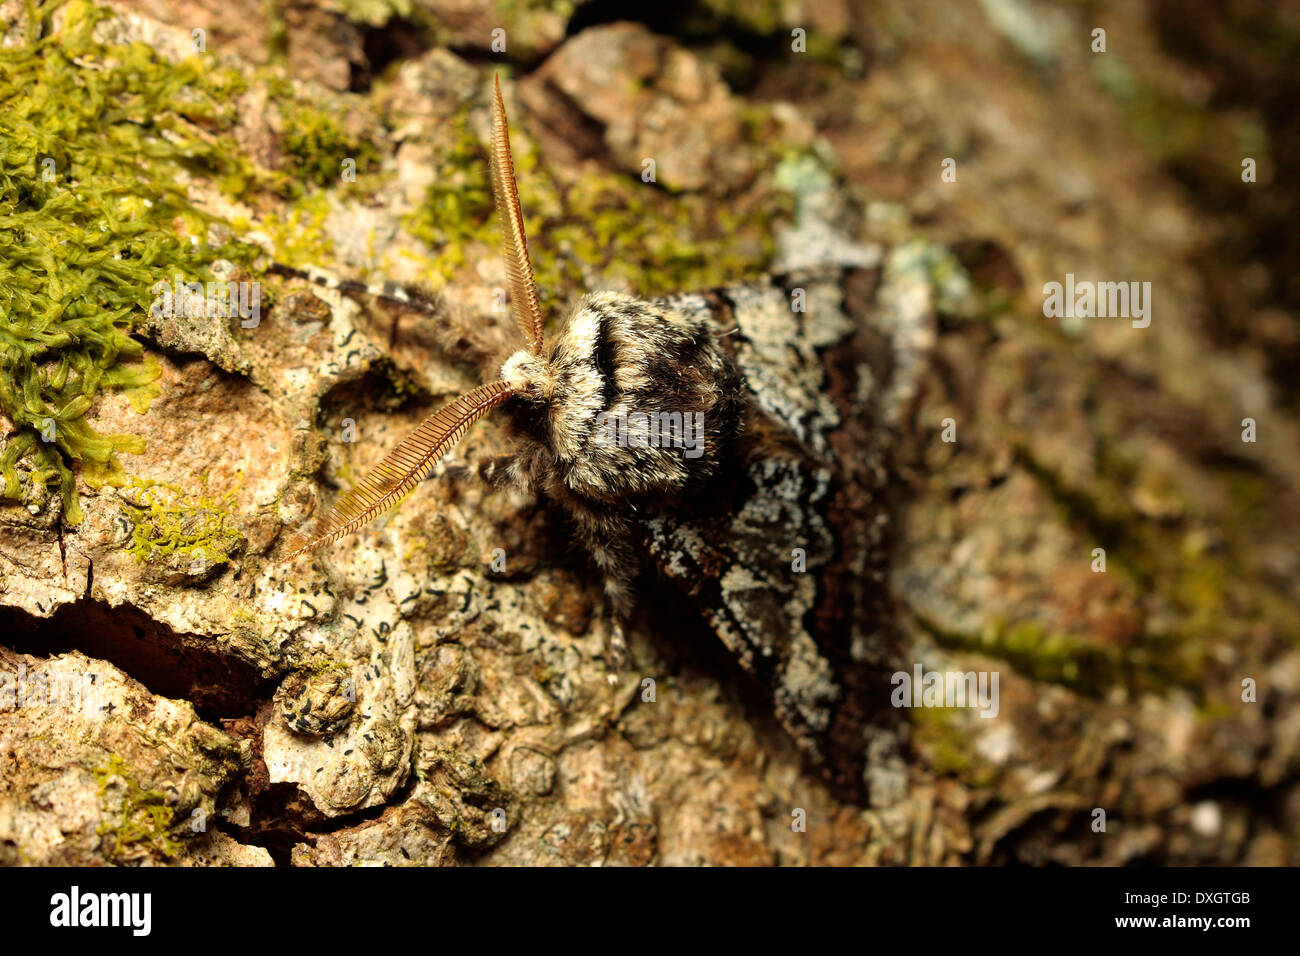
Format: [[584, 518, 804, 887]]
[[121, 475, 242, 565], [0, 0, 261, 524], [93, 754, 182, 862], [402, 105, 787, 303], [263, 73, 384, 193], [261, 190, 337, 267], [911, 705, 1000, 787]]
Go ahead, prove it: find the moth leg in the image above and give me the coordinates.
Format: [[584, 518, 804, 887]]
[[476, 454, 517, 489], [606, 620, 628, 688], [568, 505, 640, 683], [430, 454, 516, 488]]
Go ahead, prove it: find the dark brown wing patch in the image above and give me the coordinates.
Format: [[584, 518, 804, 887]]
[[641, 281, 900, 803]]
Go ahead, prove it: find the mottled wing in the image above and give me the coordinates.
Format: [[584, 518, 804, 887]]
[[643, 281, 895, 802]]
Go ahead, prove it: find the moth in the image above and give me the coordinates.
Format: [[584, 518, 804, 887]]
[[285, 75, 895, 802]]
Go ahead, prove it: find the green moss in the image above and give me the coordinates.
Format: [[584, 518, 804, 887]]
[[706, 0, 786, 37], [334, 0, 413, 28], [402, 105, 787, 305], [911, 706, 999, 787], [265, 0, 288, 63], [261, 190, 337, 267], [671, 0, 847, 64], [93, 754, 182, 861], [493, 0, 573, 19], [0, 0, 263, 525], [263, 73, 384, 193], [281, 110, 378, 189], [401, 107, 496, 288], [543, 166, 785, 297], [1014, 444, 1146, 581], [921, 601, 1203, 698], [303, 655, 350, 675], [1002, 446, 1245, 694], [936, 616, 1125, 695], [229, 606, 260, 628], [1003, 456, 1171, 682], [121, 474, 242, 565]]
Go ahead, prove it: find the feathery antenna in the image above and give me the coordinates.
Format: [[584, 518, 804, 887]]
[[286, 76, 549, 559], [490, 74, 546, 357], [285, 381, 515, 558]]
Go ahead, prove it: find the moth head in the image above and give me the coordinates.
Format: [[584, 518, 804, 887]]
[[500, 348, 556, 403]]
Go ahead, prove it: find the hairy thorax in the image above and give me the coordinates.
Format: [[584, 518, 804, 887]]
[[500, 291, 743, 504]]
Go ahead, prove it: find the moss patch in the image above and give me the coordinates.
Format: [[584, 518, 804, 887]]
[[334, 0, 414, 28], [400, 106, 496, 287], [911, 705, 1000, 787], [924, 614, 1125, 696], [262, 73, 384, 194], [0, 0, 260, 524], [402, 105, 788, 303], [259, 190, 337, 267], [1009, 439, 1290, 699], [121, 475, 242, 565], [93, 754, 182, 861]]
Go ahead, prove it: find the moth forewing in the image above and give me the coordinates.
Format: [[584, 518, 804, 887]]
[[285, 380, 515, 558], [638, 284, 895, 804], [489, 74, 546, 358]]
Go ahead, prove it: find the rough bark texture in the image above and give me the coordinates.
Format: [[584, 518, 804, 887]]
[[1, 0, 1297, 865]]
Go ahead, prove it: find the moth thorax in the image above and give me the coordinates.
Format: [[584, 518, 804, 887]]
[[500, 349, 556, 401]]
